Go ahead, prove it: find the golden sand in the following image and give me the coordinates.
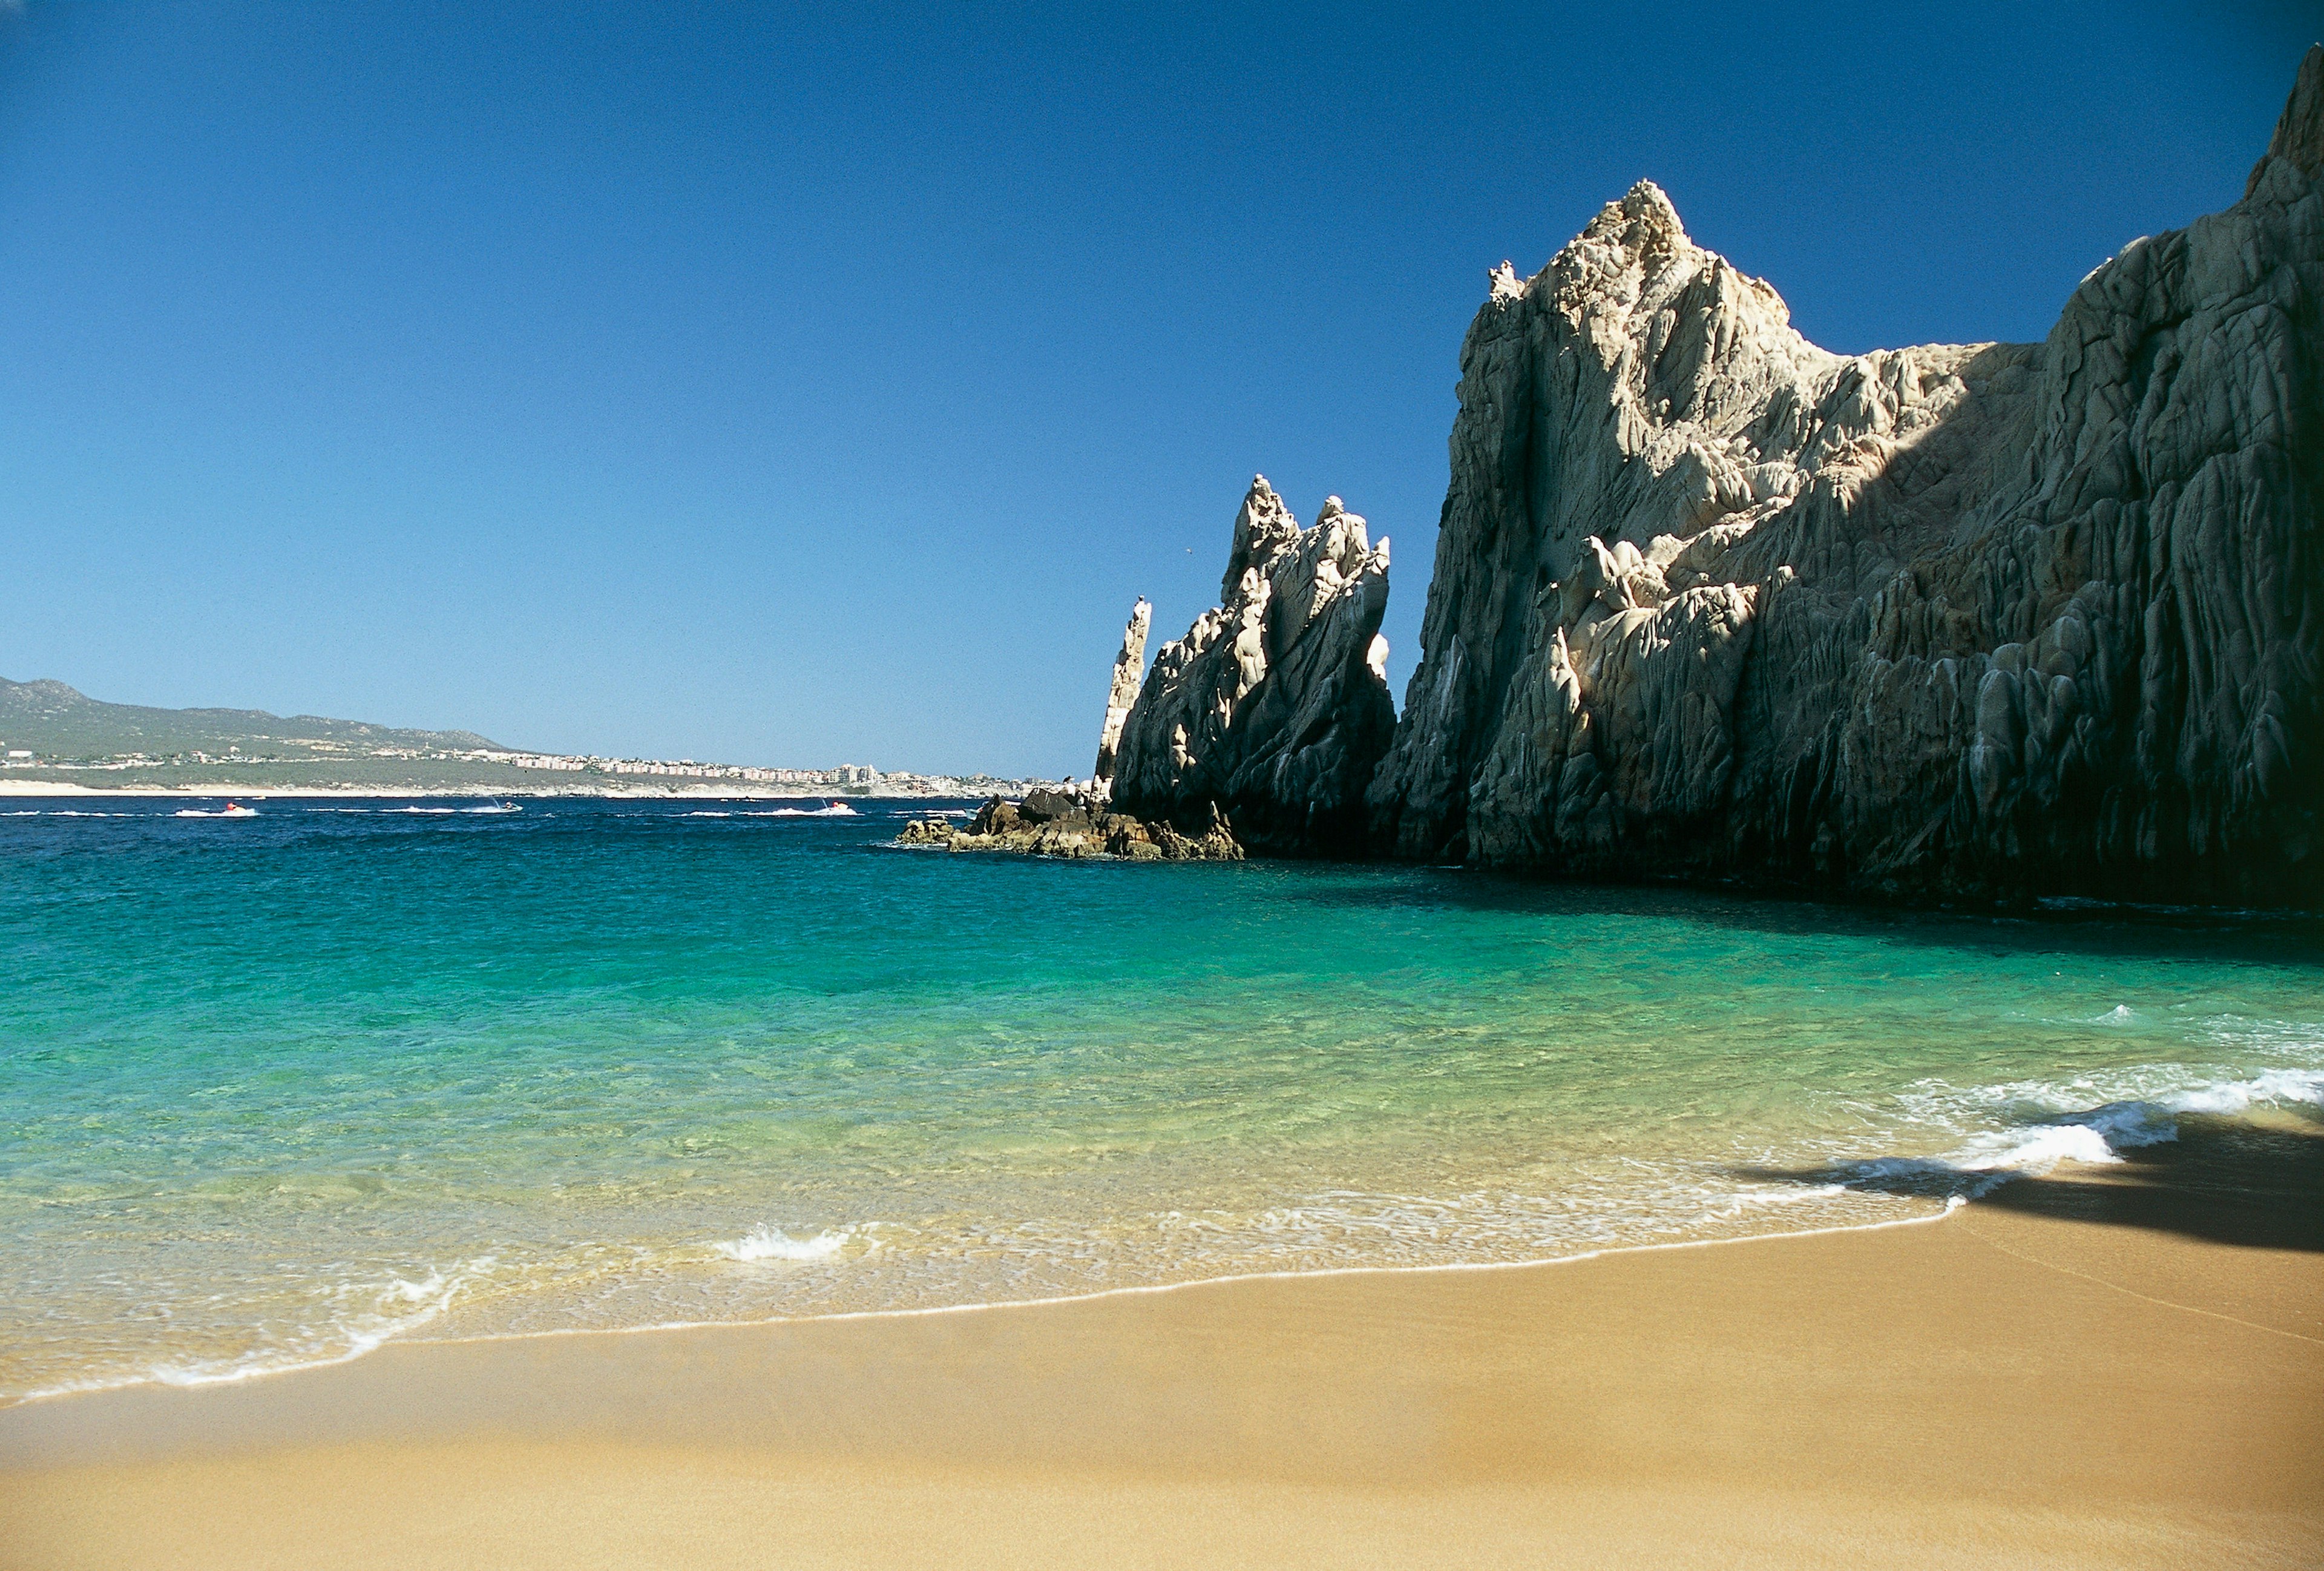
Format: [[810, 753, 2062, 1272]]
[[4, 1118, 2318, 1569]]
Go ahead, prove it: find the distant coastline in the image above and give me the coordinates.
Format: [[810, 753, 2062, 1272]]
[[0, 675, 1056, 802], [0, 779, 1038, 800]]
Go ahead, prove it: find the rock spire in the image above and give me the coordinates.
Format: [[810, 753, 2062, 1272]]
[[1109, 476, 1394, 854], [1092, 596, 1152, 788]]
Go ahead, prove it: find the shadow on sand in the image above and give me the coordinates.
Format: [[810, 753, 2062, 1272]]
[[1736, 1115, 2324, 1253]]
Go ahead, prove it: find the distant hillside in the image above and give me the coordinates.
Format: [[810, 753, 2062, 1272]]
[[0, 677, 1049, 798], [0, 677, 510, 760]]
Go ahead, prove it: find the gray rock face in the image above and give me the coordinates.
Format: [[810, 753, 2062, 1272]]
[[1367, 47, 2324, 904], [1092, 597, 1151, 787], [1111, 476, 1395, 853]]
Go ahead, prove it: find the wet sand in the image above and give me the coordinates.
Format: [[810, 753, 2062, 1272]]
[[3, 1116, 2319, 1570]]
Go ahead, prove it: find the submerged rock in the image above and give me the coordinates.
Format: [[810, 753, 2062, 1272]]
[[1109, 476, 1394, 854], [1365, 46, 2324, 906]]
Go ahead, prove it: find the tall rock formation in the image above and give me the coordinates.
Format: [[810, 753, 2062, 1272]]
[[1365, 46, 2323, 905], [1111, 476, 1394, 853], [1092, 596, 1151, 788]]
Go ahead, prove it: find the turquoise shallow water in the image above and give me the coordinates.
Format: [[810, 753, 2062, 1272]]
[[2, 797, 2320, 1401]]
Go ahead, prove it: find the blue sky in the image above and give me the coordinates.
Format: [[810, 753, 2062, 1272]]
[[0, 2, 2309, 775]]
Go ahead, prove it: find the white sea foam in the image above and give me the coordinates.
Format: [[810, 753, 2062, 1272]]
[[1820, 1062, 2324, 1199], [712, 1224, 868, 1262], [324, 803, 523, 816], [172, 806, 257, 818], [2164, 1066, 2324, 1115], [21, 1258, 490, 1403], [678, 803, 858, 819]]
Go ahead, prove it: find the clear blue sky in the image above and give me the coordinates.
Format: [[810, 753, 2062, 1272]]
[[0, 2, 2309, 775]]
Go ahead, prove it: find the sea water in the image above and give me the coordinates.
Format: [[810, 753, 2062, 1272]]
[[2, 797, 2319, 1401]]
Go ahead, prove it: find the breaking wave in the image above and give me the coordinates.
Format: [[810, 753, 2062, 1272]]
[[711, 1224, 872, 1262], [21, 1259, 490, 1403], [1808, 1064, 2324, 1199]]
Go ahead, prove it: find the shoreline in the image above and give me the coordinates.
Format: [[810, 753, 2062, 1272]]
[[3, 1195, 1977, 1413], [5, 1119, 2317, 1568]]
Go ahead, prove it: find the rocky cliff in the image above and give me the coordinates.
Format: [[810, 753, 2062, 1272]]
[[1363, 47, 2323, 905], [1110, 476, 1395, 854]]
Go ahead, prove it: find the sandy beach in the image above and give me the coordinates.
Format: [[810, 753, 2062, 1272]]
[[2, 1114, 2317, 1570]]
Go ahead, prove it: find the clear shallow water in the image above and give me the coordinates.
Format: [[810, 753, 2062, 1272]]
[[2, 797, 2319, 1401]]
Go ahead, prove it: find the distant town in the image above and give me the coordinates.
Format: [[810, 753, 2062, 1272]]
[[0, 742, 1051, 797], [0, 677, 1058, 799]]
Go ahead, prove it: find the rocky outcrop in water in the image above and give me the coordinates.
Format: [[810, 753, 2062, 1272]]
[[1109, 476, 1395, 854], [1092, 598, 1151, 789], [896, 789, 1242, 860], [1362, 47, 2323, 906]]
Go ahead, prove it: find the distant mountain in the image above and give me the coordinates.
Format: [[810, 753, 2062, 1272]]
[[0, 677, 510, 760]]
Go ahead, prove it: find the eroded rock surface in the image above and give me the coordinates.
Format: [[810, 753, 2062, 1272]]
[[1111, 476, 1394, 854], [1366, 47, 2324, 904], [895, 791, 1241, 861], [1092, 597, 1151, 789]]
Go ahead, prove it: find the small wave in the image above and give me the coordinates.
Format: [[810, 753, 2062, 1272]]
[[712, 1224, 868, 1262], [22, 1259, 490, 1403], [366, 805, 519, 815], [678, 803, 857, 819], [1820, 1066, 2324, 1200], [2161, 1066, 2324, 1116]]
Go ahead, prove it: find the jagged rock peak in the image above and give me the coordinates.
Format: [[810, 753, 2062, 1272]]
[[1092, 596, 1152, 786], [2248, 42, 2323, 196], [1110, 478, 1394, 854], [1219, 475, 1303, 601]]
